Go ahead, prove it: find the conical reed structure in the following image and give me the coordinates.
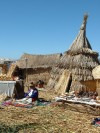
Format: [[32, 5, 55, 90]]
[[48, 15, 99, 92]]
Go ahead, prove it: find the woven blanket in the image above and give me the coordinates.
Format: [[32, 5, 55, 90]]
[[2, 100, 33, 108], [1, 99, 51, 108], [91, 118, 100, 126]]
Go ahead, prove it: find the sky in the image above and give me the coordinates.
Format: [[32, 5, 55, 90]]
[[0, 0, 100, 60]]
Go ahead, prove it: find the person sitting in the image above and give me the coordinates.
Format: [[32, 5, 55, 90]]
[[25, 82, 38, 102], [15, 82, 38, 104], [36, 80, 44, 88], [89, 91, 98, 100]]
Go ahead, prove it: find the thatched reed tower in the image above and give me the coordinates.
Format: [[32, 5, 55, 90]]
[[48, 15, 99, 93]]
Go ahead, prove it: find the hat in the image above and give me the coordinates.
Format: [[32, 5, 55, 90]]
[[29, 82, 35, 87]]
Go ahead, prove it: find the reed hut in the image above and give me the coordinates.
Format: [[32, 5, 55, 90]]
[[16, 53, 62, 84], [47, 15, 99, 93], [0, 59, 13, 76], [92, 66, 100, 95], [92, 65, 100, 80]]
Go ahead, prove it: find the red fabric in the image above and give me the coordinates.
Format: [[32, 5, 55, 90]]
[[32, 98, 37, 102], [96, 121, 100, 125]]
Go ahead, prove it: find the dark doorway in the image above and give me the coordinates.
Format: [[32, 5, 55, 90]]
[[66, 75, 72, 92]]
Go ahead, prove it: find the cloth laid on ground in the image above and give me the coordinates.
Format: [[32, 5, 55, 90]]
[[37, 98, 51, 106], [91, 118, 100, 126], [1, 98, 51, 108], [15, 98, 32, 104], [55, 95, 100, 106], [2, 99, 33, 108]]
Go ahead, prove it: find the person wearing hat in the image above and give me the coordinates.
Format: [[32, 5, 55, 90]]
[[15, 82, 38, 104], [26, 82, 38, 102]]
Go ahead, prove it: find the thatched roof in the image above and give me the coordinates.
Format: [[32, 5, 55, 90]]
[[66, 15, 98, 56], [16, 53, 62, 69], [47, 15, 99, 92], [92, 65, 100, 79], [57, 15, 99, 70], [58, 54, 99, 69]]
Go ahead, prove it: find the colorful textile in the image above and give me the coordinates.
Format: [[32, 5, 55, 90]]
[[91, 118, 100, 126], [1, 98, 51, 108], [2, 100, 33, 108]]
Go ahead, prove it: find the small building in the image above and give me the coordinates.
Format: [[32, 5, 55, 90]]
[[92, 65, 100, 95], [16, 53, 62, 84], [47, 15, 99, 94], [0, 58, 13, 76]]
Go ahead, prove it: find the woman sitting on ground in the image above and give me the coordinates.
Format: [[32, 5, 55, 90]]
[[25, 82, 38, 102], [15, 82, 38, 104]]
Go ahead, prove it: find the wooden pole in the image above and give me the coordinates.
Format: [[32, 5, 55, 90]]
[[25, 58, 28, 83]]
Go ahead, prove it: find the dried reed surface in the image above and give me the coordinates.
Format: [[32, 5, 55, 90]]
[[0, 90, 100, 133]]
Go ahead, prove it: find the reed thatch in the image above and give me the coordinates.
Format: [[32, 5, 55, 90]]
[[15, 53, 62, 84], [92, 65, 100, 79], [48, 15, 99, 92], [6, 63, 18, 77], [16, 53, 62, 69], [54, 69, 71, 95], [59, 15, 99, 70], [81, 79, 100, 96]]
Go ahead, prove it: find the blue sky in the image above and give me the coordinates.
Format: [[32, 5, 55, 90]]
[[0, 0, 100, 59]]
